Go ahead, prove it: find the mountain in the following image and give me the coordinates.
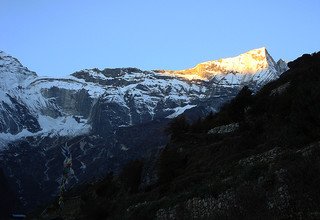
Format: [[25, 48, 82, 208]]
[[157, 47, 282, 83], [36, 51, 320, 220], [0, 48, 287, 211]]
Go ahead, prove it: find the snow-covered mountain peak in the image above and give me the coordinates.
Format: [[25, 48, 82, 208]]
[[0, 48, 285, 146], [202, 47, 275, 73], [244, 47, 267, 58], [159, 47, 282, 81], [276, 58, 289, 73], [0, 51, 37, 90], [0, 51, 22, 69]]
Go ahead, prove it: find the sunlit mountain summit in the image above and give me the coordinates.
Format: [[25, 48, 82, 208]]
[[158, 47, 288, 83]]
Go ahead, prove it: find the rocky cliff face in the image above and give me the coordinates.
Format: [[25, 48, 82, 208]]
[[0, 48, 287, 211], [36, 51, 320, 220]]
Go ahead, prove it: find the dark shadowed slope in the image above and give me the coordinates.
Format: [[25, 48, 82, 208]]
[[36, 51, 320, 219]]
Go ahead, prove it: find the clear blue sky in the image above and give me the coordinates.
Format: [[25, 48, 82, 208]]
[[1, 0, 319, 77]]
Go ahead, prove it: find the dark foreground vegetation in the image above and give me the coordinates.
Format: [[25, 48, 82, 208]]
[[34, 52, 320, 219]]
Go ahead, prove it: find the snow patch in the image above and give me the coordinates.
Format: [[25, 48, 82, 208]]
[[37, 115, 90, 137], [166, 104, 197, 118], [0, 115, 91, 150]]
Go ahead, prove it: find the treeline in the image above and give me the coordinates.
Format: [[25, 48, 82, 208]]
[[166, 85, 254, 140]]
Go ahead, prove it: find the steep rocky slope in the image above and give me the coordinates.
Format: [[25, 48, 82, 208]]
[[0, 48, 286, 212], [35, 51, 320, 220]]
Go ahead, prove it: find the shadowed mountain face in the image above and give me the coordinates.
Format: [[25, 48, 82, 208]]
[[0, 167, 18, 219], [0, 48, 287, 211], [37, 51, 320, 220]]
